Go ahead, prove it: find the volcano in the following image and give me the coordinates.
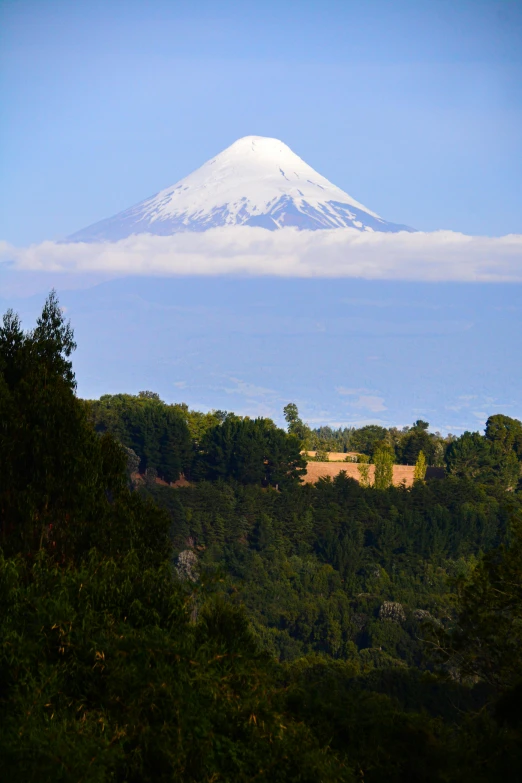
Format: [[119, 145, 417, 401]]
[[69, 136, 414, 241]]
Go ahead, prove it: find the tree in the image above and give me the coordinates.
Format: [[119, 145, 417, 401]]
[[283, 402, 300, 429], [88, 393, 192, 482], [32, 289, 77, 385], [373, 443, 394, 490], [138, 390, 162, 400], [172, 402, 224, 445], [315, 448, 329, 462], [446, 431, 519, 489], [399, 421, 435, 465], [196, 416, 306, 487], [414, 450, 427, 482], [0, 552, 350, 782], [0, 293, 129, 559], [485, 414, 522, 459], [283, 402, 311, 446], [446, 432, 490, 479], [357, 454, 371, 487], [350, 425, 388, 458], [443, 513, 522, 694]]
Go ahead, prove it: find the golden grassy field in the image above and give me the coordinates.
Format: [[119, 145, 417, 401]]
[[303, 462, 415, 487], [306, 451, 360, 461]]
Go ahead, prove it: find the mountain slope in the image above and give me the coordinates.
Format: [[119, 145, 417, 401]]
[[69, 136, 414, 241]]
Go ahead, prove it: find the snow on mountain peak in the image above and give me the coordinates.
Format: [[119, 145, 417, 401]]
[[69, 136, 414, 241]]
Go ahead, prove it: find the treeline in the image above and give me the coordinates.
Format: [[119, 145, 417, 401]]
[[89, 393, 306, 487], [1, 293, 521, 781], [308, 420, 448, 463], [88, 393, 522, 494], [289, 403, 522, 482]]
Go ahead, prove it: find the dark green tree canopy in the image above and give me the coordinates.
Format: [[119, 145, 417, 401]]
[[485, 414, 522, 459], [399, 426, 435, 465], [350, 425, 389, 458], [283, 401, 312, 445], [0, 293, 134, 559], [88, 392, 192, 482], [0, 295, 351, 782], [195, 415, 306, 487], [3, 293, 522, 782], [446, 430, 519, 489], [447, 513, 522, 694]]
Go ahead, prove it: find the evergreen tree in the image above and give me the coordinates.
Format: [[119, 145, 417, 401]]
[[0, 293, 128, 559], [89, 393, 192, 482], [446, 431, 519, 488], [399, 422, 435, 465], [4, 293, 522, 781], [196, 416, 306, 487]]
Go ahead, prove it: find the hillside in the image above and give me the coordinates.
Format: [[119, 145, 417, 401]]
[[2, 294, 522, 781]]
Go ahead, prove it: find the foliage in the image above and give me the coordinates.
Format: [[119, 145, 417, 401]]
[[414, 450, 427, 482], [0, 551, 350, 782], [283, 402, 312, 446], [0, 295, 350, 782], [350, 425, 389, 458], [308, 420, 451, 468], [357, 455, 371, 488], [171, 402, 227, 445], [194, 414, 306, 488], [373, 443, 395, 489], [446, 431, 520, 489], [142, 471, 514, 666], [3, 293, 522, 781], [0, 293, 139, 561], [398, 422, 436, 465], [485, 414, 522, 459], [88, 392, 192, 482], [284, 659, 456, 782], [441, 512, 522, 694]]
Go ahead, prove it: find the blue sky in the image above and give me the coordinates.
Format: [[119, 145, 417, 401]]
[[1, 0, 521, 244], [1, 0, 521, 431]]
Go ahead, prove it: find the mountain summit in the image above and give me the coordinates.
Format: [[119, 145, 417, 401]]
[[69, 136, 413, 241]]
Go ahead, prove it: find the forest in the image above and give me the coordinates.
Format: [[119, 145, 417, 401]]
[[1, 292, 521, 782]]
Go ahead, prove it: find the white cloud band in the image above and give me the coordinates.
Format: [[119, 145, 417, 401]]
[[1, 227, 522, 282]]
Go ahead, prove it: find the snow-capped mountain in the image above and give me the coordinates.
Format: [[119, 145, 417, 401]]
[[69, 136, 414, 241]]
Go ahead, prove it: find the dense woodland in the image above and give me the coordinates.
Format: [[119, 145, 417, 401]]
[[1, 292, 521, 781]]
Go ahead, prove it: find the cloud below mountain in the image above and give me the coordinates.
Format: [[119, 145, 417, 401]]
[[2, 227, 522, 282]]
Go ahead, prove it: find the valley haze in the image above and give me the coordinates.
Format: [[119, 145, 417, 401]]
[[1, 136, 521, 434]]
